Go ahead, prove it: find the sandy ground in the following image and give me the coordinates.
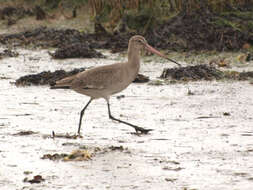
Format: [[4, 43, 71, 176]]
[[1, 48, 253, 190]]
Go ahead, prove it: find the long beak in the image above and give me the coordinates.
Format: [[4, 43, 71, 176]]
[[145, 44, 181, 67]]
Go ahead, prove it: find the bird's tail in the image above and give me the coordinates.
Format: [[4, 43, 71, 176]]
[[50, 75, 75, 89]]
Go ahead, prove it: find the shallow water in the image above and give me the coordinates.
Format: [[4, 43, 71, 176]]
[[1, 48, 253, 190]]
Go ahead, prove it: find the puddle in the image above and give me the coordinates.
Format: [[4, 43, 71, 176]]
[[1, 49, 253, 190]]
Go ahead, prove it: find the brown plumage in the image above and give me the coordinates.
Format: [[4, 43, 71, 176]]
[[51, 35, 180, 135]]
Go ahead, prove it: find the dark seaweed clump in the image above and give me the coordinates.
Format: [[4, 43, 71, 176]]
[[146, 10, 253, 51], [50, 43, 105, 59], [161, 64, 253, 81], [0, 26, 132, 53], [15, 68, 86, 86], [0, 49, 19, 58], [238, 71, 253, 80], [15, 68, 149, 86], [160, 65, 224, 80], [0, 7, 253, 52]]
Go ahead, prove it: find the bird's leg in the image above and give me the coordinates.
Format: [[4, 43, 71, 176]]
[[78, 98, 92, 135], [107, 102, 153, 134]]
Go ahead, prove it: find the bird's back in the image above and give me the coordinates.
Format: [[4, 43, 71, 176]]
[[52, 62, 137, 99]]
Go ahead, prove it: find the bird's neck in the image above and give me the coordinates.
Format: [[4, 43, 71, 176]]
[[127, 47, 140, 80], [127, 47, 140, 70]]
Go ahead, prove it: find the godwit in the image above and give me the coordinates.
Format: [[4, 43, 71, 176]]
[[51, 35, 180, 134]]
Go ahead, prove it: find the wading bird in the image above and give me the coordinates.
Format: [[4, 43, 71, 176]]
[[51, 35, 180, 134]]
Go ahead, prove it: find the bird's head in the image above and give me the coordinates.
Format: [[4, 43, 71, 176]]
[[129, 35, 148, 51], [128, 35, 181, 67]]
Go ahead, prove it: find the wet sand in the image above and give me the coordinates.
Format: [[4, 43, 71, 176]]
[[1, 48, 253, 189]]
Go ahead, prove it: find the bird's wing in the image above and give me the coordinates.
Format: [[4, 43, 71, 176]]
[[71, 63, 124, 90]]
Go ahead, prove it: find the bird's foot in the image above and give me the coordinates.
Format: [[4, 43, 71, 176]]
[[76, 132, 83, 138], [134, 126, 153, 134]]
